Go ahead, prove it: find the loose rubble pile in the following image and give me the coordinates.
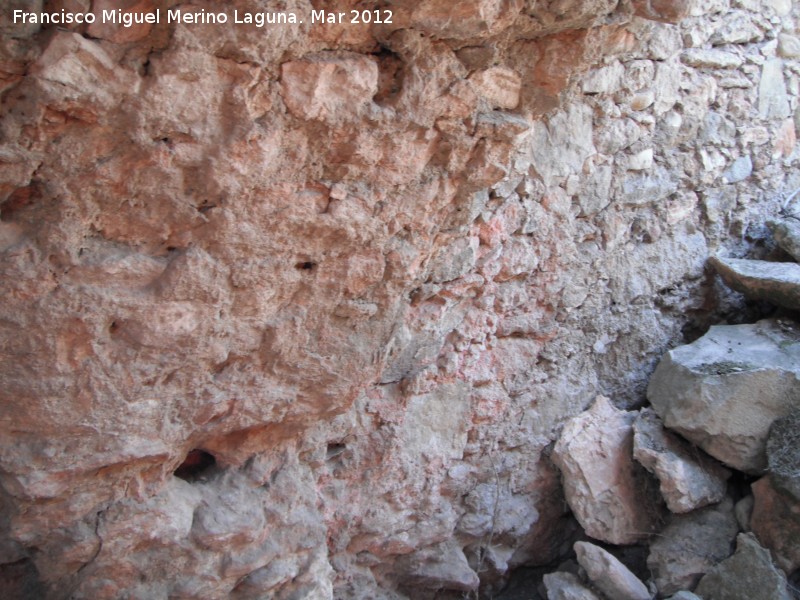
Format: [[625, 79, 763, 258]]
[[537, 219, 800, 600]]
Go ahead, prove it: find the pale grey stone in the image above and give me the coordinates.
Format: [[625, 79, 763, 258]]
[[718, 71, 753, 88], [710, 12, 765, 46], [552, 397, 662, 545], [764, 0, 792, 15], [778, 34, 800, 59], [630, 90, 656, 111], [574, 541, 650, 600], [710, 256, 800, 311], [596, 117, 643, 154], [722, 156, 753, 183], [530, 103, 596, 186], [759, 58, 791, 120], [646, 23, 683, 60], [688, 0, 733, 16], [681, 49, 744, 69], [633, 408, 730, 514], [582, 62, 624, 94], [694, 533, 791, 600], [401, 383, 471, 461], [627, 148, 654, 171], [700, 112, 737, 146], [578, 165, 613, 216], [647, 499, 739, 595], [619, 168, 679, 206], [648, 318, 800, 473], [666, 593, 703, 600], [622, 59, 655, 92], [543, 571, 602, 600]]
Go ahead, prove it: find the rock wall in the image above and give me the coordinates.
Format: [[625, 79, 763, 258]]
[[0, 0, 798, 598]]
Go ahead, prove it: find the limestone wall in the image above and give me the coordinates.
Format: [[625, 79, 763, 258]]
[[0, 1, 798, 598]]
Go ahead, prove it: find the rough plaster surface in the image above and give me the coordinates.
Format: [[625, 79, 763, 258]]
[[1, 0, 799, 598]]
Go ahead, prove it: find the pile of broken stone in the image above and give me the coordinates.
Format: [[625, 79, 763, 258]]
[[539, 218, 800, 600]]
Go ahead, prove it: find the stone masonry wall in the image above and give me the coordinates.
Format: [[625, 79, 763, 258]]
[[0, 0, 798, 598]]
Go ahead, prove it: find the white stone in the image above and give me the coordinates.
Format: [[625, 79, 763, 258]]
[[778, 34, 800, 59], [552, 397, 662, 544], [630, 90, 656, 111], [627, 148, 654, 171], [582, 61, 624, 94], [722, 155, 753, 183], [530, 103, 596, 186], [682, 48, 743, 69]]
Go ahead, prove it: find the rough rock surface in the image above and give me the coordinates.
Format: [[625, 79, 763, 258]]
[[709, 255, 800, 310], [574, 541, 650, 600], [1, 0, 799, 597], [646, 499, 739, 596], [648, 318, 800, 473], [552, 397, 662, 545], [633, 408, 730, 513], [767, 407, 800, 501], [694, 533, 792, 600], [750, 475, 800, 574]]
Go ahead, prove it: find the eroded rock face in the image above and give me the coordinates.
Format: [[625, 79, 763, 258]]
[[1, 0, 799, 597]]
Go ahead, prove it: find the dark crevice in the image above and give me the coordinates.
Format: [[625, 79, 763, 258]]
[[174, 450, 216, 482]]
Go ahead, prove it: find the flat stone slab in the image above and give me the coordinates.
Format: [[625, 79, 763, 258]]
[[709, 255, 800, 310], [648, 318, 800, 473]]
